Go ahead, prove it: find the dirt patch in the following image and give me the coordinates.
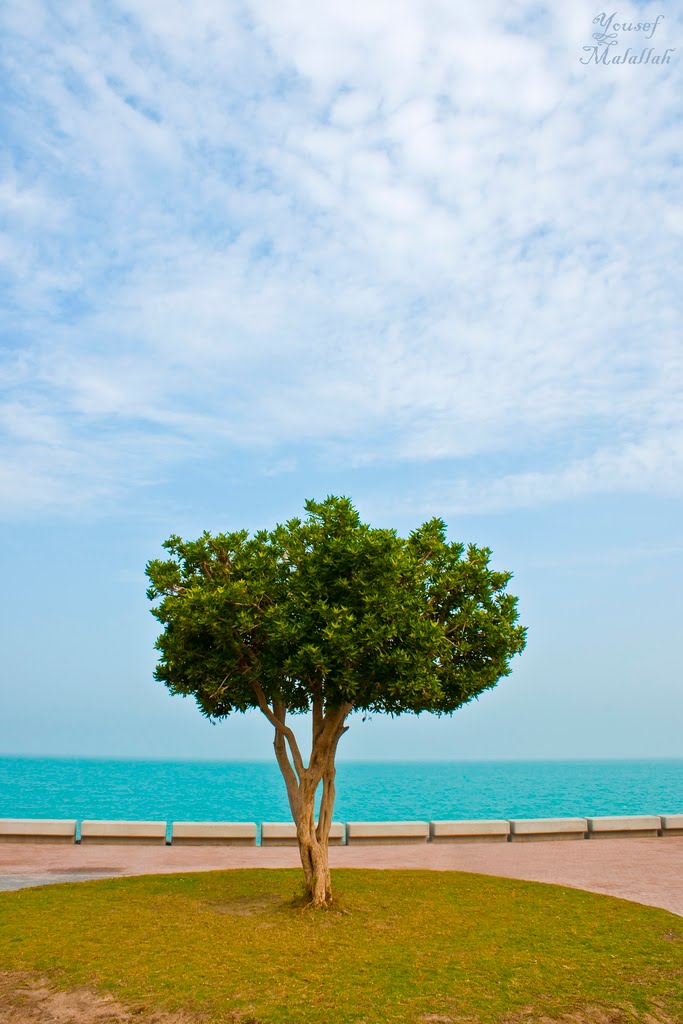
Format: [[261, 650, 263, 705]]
[[500, 1005, 678, 1024], [417, 1008, 669, 1024], [0, 974, 676, 1024], [204, 893, 283, 917], [508, 1012, 625, 1024], [0, 972, 223, 1024]]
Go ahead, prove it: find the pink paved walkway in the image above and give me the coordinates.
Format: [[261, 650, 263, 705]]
[[1, 838, 682, 917]]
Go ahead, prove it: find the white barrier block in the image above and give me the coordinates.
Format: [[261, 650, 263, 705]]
[[587, 815, 660, 839], [260, 822, 344, 846], [0, 819, 77, 844], [346, 821, 429, 844], [430, 820, 509, 843], [509, 818, 587, 842], [660, 814, 683, 837], [80, 820, 167, 845], [171, 822, 256, 846]]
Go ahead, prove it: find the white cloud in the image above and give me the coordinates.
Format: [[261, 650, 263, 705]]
[[0, 0, 681, 515], [435, 432, 683, 514]]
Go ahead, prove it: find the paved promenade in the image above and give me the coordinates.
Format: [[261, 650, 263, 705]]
[[1, 837, 682, 916]]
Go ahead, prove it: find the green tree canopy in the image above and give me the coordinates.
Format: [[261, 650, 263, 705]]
[[146, 496, 527, 906]]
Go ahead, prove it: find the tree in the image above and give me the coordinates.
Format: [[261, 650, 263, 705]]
[[145, 496, 527, 907]]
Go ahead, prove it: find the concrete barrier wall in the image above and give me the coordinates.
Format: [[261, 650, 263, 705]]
[[430, 820, 509, 843], [586, 815, 661, 839], [346, 821, 429, 844], [509, 818, 587, 842], [80, 821, 167, 845], [171, 822, 257, 846], [0, 819, 77, 844], [2, 816, 681, 846], [660, 814, 683, 837]]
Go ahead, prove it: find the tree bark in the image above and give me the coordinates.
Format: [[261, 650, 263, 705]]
[[259, 691, 351, 908], [295, 778, 332, 906]]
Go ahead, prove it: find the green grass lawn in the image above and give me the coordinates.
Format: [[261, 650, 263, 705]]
[[0, 869, 681, 1023]]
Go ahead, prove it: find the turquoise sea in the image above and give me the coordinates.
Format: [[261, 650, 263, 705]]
[[0, 758, 681, 825]]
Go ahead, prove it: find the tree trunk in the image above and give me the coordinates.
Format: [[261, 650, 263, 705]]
[[291, 750, 339, 906], [295, 782, 332, 907], [253, 686, 352, 908], [265, 700, 350, 908]]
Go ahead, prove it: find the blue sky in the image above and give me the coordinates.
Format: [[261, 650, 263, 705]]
[[1, 0, 681, 761]]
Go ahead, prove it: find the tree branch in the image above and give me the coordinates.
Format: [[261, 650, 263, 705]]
[[250, 679, 306, 780], [312, 681, 324, 746], [272, 702, 301, 818], [308, 702, 353, 782], [316, 719, 349, 843]]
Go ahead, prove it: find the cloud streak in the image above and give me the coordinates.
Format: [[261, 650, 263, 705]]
[[0, 0, 681, 516]]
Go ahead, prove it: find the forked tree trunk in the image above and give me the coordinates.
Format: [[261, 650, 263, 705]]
[[292, 750, 338, 906], [252, 685, 351, 908]]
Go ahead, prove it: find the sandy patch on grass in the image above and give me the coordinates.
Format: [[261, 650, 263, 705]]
[[0, 973, 227, 1024], [500, 1007, 678, 1024], [0, 972, 677, 1024], [419, 1007, 678, 1024]]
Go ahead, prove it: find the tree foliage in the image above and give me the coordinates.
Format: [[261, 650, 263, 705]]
[[146, 496, 526, 719], [146, 496, 527, 905]]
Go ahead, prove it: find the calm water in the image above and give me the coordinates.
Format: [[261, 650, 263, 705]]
[[0, 758, 681, 826]]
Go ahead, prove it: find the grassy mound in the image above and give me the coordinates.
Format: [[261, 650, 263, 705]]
[[0, 869, 681, 1023]]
